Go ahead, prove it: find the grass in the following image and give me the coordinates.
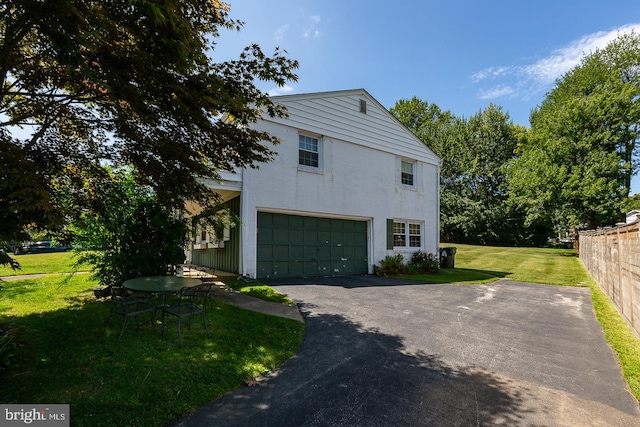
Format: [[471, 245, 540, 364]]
[[404, 243, 640, 401], [403, 244, 587, 286], [0, 255, 304, 426], [226, 279, 295, 305], [0, 251, 91, 276]]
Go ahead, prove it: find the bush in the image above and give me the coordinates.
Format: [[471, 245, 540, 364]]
[[376, 254, 407, 276], [73, 169, 188, 286], [408, 250, 440, 274]]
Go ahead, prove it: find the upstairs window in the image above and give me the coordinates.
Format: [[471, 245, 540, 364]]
[[299, 135, 319, 168], [401, 160, 414, 186]]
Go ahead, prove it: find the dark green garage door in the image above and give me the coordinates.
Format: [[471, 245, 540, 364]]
[[257, 212, 368, 278]]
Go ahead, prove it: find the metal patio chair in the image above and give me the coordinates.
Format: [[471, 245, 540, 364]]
[[108, 284, 157, 339], [162, 287, 209, 344]]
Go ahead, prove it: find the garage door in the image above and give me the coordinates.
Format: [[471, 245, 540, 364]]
[[257, 212, 368, 278]]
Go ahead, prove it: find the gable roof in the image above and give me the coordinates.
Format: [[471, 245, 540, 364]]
[[266, 89, 441, 166]]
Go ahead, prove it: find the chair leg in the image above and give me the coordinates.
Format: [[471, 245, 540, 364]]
[[119, 316, 130, 340], [176, 317, 182, 344]]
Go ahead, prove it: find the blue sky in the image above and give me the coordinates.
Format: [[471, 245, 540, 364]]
[[214, 1, 640, 193]]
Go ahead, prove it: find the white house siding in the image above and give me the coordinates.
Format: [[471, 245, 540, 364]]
[[238, 89, 440, 278]]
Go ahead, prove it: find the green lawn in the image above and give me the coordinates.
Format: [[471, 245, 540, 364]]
[[0, 255, 304, 426], [0, 251, 91, 276], [403, 244, 587, 286]]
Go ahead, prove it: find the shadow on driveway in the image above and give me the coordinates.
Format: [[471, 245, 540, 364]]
[[172, 280, 640, 426], [171, 303, 535, 426]]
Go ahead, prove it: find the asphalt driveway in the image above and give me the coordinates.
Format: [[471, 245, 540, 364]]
[[171, 277, 640, 426]]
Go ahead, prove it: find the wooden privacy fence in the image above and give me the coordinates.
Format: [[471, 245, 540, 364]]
[[579, 223, 640, 337]]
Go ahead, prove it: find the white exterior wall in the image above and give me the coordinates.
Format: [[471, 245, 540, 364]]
[[238, 89, 441, 278]]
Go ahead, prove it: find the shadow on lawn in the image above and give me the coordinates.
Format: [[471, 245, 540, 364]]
[[171, 302, 537, 426], [0, 295, 303, 427]]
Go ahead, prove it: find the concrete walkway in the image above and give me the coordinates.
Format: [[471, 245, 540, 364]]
[[204, 280, 304, 322]]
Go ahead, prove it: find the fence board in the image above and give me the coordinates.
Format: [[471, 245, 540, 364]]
[[580, 223, 640, 337]]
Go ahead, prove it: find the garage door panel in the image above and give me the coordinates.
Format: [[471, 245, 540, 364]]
[[318, 218, 331, 231], [343, 246, 355, 259], [318, 261, 331, 275], [289, 215, 304, 228], [304, 261, 318, 276], [304, 230, 318, 245], [304, 246, 317, 259], [318, 246, 331, 259], [355, 246, 368, 258], [289, 261, 304, 276], [331, 246, 343, 259], [256, 212, 368, 279], [289, 245, 304, 259], [304, 216, 317, 228], [289, 229, 304, 244], [257, 245, 273, 259], [258, 228, 273, 244], [273, 214, 289, 227], [318, 231, 331, 245], [342, 232, 355, 246], [272, 262, 288, 276], [257, 212, 273, 227], [273, 245, 289, 259], [273, 229, 290, 245], [331, 231, 344, 244], [257, 261, 272, 277]]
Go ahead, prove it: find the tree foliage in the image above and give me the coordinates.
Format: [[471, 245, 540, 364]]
[[0, 0, 298, 262], [73, 169, 188, 286], [392, 99, 531, 245], [509, 32, 640, 230]]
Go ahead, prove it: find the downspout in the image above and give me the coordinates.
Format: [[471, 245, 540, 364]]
[[436, 160, 442, 252], [239, 167, 247, 277]]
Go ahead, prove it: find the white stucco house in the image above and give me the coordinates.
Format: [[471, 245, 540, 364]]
[[189, 89, 441, 279]]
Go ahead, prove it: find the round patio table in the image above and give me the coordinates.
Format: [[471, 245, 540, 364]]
[[123, 276, 202, 293]]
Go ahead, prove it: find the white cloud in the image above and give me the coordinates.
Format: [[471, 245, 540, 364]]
[[471, 67, 510, 83], [268, 84, 295, 96], [478, 85, 515, 100], [304, 15, 321, 38], [274, 25, 289, 42], [472, 23, 640, 100]]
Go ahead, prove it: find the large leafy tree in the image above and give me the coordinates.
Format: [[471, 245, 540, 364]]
[[392, 99, 529, 244], [509, 32, 640, 230], [0, 1, 298, 266], [455, 105, 527, 244]]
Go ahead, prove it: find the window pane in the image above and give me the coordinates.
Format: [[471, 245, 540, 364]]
[[401, 161, 414, 185], [409, 223, 421, 247], [299, 150, 319, 167], [401, 173, 413, 185], [393, 222, 405, 247], [299, 135, 319, 167], [401, 161, 413, 174], [299, 135, 318, 152]]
